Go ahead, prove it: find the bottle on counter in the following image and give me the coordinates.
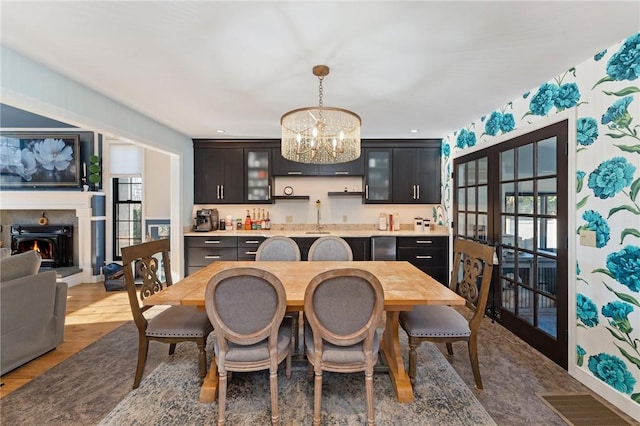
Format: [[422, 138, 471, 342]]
[[265, 211, 271, 230], [378, 213, 387, 231], [244, 210, 252, 230], [260, 209, 266, 230]]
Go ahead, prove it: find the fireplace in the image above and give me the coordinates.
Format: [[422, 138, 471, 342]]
[[11, 224, 74, 268]]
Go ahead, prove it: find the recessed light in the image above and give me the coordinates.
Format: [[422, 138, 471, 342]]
[[216, 129, 226, 134], [410, 129, 420, 133]]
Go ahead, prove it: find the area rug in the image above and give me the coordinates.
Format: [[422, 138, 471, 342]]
[[99, 337, 495, 425]]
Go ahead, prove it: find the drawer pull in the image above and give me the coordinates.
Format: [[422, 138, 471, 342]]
[[244, 240, 261, 244], [416, 255, 433, 259], [287, 171, 302, 175], [204, 240, 221, 244], [245, 251, 257, 255], [334, 171, 349, 175], [204, 255, 221, 259], [416, 240, 433, 244]]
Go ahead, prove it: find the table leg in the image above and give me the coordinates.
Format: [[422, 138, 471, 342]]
[[199, 356, 219, 403], [380, 311, 414, 403]]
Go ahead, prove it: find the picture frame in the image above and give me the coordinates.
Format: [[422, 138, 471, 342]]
[[0, 133, 81, 188]]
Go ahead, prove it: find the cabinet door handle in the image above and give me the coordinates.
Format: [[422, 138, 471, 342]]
[[416, 184, 420, 200], [216, 185, 220, 200], [416, 255, 433, 259], [287, 171, 302, 175], [416, 240, 433, 244], [245, 251, 257, 255], [244, 240, 260, 244], [204, 240, 221, 244], [365, 184, 369, 199], [413, 185, 416, 199], [205, 255, 221, 259], [221, 184, 224, 199], [268, 185, 271, 199], [334, 171, 349, 175]]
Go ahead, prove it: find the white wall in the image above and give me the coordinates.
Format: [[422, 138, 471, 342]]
[[144, 148, 171, 219]]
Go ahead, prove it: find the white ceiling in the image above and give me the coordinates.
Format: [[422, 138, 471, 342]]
[[1, 1, 638, 140]]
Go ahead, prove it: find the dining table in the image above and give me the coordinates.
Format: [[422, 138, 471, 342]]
[[142, 260, 465, 403]]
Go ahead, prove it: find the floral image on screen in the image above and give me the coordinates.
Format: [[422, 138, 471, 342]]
[[0, 133, 80, 187]]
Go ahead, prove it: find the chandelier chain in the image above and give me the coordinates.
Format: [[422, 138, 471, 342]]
[[318, 76, 324, 108]]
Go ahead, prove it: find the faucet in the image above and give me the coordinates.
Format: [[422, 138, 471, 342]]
[[315, 200, 322, 232]]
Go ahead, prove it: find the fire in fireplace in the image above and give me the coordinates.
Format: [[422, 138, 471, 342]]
[[11, 224, 73, 268]]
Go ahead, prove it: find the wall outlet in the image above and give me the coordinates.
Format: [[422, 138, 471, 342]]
[[579, 229, 597, 247], [285, 215, 293, 223], [342, 215, 348, 223]]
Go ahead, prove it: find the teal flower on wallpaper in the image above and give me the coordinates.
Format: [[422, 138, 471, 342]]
[[579, 210, 610, 248], [602, 301, 634, 334], [528, 82, 559, 116], [441, 142, 450, 158], [588, 353, 637, 394], [587, 157, 636, 200], [602, 96, 634, 128], [606, 33, 640, 82], [500, 113, 515, 132], [554, 82, 581, 110], [522, 91, 530, 99], [485, 111, 502, 136], [577, 345, 586, 366], [594, 49, 607, 61], [456, 129, 476, 149], [576, 117, 599, 146], [606, 246, 640, 292], [577, 293, 599, 327], [577, 170, 586, 193]]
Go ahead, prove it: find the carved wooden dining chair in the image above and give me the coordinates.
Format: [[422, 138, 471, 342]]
[[255, 236, 302, 351], [304, 268, 384, 426], [205, 266, 292, 426], [121, 239, 213, 389], [308, 235, 353, 261], [399, 238, 496, 389]]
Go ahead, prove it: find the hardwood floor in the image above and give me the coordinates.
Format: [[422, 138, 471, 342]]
[[0, 283, 131, 398]]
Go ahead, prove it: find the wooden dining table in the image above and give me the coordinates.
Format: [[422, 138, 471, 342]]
[[143, 260, 465, 403]]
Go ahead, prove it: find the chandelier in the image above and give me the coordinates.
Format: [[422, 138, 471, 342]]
[[281, 65, 361, 164]]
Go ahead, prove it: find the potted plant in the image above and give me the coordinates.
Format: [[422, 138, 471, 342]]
[[88, 155, 102, 191]]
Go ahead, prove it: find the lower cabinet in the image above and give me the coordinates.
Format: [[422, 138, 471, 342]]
[[396, 236, 449, 285], [237, 236, 266, 260], [292, 237, 369, 261], [185, 236, 237, 276]]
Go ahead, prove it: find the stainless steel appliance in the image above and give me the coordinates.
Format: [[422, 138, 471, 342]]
[[194, 209, 217, 232], [371, 236, 396, 260]]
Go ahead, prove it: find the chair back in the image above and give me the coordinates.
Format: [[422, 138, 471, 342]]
[[205, 267, 287, 348], [304, 268, 383, 349], [121, 239, 172, 332], [449, 238, 496, 331], [308, 236, 353, 261], [255, 236, 301, 261]]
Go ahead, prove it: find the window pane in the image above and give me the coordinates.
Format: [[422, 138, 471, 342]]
[[457, 187, 466, 210], [457, 163, 465, 187], [468, 187, 476, 211], [501, 149, 514, 181], [536, 294, 557, 338], [477, 157, 488, 184], [517, 144, 534, 179], [537, 257, 557, 295], [537, 218, 557, 251], [458, 212, 466, 236], [467, 214, 476, 238], [538, 179, 557, 215], [502, 183, 515, 213], [516, 251, 533, 286], [517, 217, 534, 249], [478, 185, 488, 212], [517, 181, 534, 214], [537, 137, 556, 177], [501, 278, 515, 312], [467, 161, 476, 185], [477, 214, 488, 241], [501, 216, 516, 246], [518, 287, 534, 325]]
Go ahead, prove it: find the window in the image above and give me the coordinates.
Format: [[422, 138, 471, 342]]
[[113, 177, 142, 260]]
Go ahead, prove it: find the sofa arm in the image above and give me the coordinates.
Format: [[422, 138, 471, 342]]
[[55, 281, 68, 344]]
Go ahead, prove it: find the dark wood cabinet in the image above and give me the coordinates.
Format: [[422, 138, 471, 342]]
[[396, 236, 449, 284], [392, 147, 441, 204], [317, 157, 364, 176], [292, 236, 369, 261], [185, 236, 238, 276], [245, 149, 272, 203], [272, 148, 364, 177], [193, 147, 243, 204], [237, 236, 266, 260]]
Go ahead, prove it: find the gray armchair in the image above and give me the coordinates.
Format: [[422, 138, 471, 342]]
[[1, 250, 67, 375]]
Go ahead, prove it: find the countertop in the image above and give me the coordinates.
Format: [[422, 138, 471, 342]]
[[184, 227, 449, 238]]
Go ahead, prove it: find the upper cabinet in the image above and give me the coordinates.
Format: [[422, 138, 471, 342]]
[[363, 148, 392, 203], [193, 141, 276, 204], [272, 147, 364, 176]]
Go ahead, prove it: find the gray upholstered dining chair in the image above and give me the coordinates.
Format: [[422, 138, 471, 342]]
[[308, 235, 353, 261], [205, 266, 292, 426], [255, 236, 302, 351], [304, 268, 384, 426], [399, 238, 496, 389], [121, 239, 213, 389], [255, 236, 301, 261]]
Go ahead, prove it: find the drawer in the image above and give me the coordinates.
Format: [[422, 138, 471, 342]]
[[186, 236, 237, 248], [237, 247, 259, 261], [397, 247, 448, 267], [238, 236, 266, 248], [187, 247, 237, 266], [397, 236, 447, 249]]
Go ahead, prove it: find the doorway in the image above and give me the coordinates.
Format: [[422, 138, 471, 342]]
[[453, 120, 568, 368]]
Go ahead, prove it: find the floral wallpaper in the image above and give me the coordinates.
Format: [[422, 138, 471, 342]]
[[441, 32, 640, 410]]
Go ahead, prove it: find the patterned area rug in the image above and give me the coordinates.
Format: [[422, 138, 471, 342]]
[[99, 336, 495, 425]]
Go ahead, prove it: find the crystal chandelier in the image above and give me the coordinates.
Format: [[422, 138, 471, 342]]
[[281, 65, 361, 164]]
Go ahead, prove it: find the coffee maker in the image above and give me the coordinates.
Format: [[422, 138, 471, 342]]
[[194, 209, 217, 232]]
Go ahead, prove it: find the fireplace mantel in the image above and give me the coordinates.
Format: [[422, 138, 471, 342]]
[[1, 191, 105, 286]]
